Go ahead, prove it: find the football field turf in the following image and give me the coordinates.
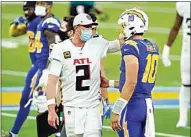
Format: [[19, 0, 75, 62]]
[[2, 109, 190, 137], [1, 2, 190, 137]]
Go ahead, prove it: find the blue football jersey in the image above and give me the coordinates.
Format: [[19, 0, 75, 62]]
[[119, 39, 159, 100], [34, 15, 61, 60], [26, 16, 41, 65]]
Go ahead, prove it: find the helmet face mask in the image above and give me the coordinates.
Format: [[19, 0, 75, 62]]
[[118, 8, 148, 40]]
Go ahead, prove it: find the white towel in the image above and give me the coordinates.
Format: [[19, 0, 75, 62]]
[[144, 98, 155, 137]]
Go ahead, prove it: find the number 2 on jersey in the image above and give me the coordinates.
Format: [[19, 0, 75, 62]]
[[76, 65, 90, 91], [142, 54, 159, 83]]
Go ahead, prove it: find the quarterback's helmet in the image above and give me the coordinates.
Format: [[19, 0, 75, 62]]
[[118, 8, 148, 39]]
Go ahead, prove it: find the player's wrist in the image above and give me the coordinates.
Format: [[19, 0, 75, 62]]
[[48, 104, 56, 112], [162, 44, 171, 57], [109, 80, 119, 88], [47, 98, 56, 106], [109, 80, 115, 87], [164, 44, 171, 49], [112, 97, 128, 115]]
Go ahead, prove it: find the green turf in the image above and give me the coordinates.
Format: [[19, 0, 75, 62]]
[[2, 2, 182, 87], [2, 2, 189, 137], [2, 109, 190, 137]]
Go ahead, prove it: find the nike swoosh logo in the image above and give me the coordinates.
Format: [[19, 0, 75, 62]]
[[124, 49, 129, 51], [48, 25, 54, 28]]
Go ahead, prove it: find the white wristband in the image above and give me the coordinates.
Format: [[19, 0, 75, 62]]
[[47, 98, 56, 106], [112, 98, 128, 115], [109, 80, 115, 88]]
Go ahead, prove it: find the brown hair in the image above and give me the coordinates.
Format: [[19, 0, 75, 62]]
[[63, 16, 74, 31]]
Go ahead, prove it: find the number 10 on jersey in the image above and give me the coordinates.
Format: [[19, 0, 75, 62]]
[[142, 54, 159, 83]]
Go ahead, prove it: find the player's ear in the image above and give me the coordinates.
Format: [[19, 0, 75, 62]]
[[74, 26, 80, 33], [68, 30, 74, 37], [47, 5, 52, 13], [49, 5, 52, 9]]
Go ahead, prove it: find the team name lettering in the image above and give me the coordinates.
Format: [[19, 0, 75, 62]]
[[73, 58, 92, 65], [146, 45, 157, 52]]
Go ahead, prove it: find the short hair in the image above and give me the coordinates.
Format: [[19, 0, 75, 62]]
[[88, 12, 97, 22], [63, 16, 74, 31]]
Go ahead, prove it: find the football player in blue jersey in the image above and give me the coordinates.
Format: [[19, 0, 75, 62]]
[[32, 1, 62, 91], [101, 8, 159, 137], [8, 2, 41, 137]]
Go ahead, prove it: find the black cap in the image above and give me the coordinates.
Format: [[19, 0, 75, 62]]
[[44, 1, 53, 5], [23, 1, 36, 8]]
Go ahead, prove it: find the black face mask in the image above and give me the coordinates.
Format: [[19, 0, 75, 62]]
[[57, 30, 69, 41]]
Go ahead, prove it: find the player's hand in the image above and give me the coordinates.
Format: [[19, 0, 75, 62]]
[[103, 98, 111, 119], [10, 16, 26, 25], [119, 32, 126, 40], [111, 113, 122, 131], [162, 45, 171, 67], [32, 90, 48, 113], [100, 76, 109, 88], [48, 108, 59, 129]]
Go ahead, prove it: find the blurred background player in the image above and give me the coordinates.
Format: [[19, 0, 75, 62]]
[[70, 1, 109, 21], [162, 2, 191, 128], [105, 8, 158, 137], [8, 2, 41, 137]]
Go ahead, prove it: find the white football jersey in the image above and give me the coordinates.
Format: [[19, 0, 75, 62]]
[[50, 38, 110, 108], [176, 2, 191, 56]]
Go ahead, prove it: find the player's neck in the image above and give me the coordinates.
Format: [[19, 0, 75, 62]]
[[131, 35, 144, 40], [71, 36, 85, 47], [41, 12, 52, 20]]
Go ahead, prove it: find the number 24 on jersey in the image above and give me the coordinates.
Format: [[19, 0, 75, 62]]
[[27, 31, 43, 53]]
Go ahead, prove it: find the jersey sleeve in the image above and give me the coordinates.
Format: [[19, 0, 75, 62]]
[[121, 41, 139, 57], [49, 43, 64, 63], [43, 17, 61, 33], [100, 38, 110, 58], [107, 40, 121, 53], [176, 2, 184, 17], [49, 43, 63, 76]]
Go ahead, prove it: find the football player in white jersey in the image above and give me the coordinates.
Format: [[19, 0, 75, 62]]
[[162, 2, 190, 128], [46, 13, 121, 137]]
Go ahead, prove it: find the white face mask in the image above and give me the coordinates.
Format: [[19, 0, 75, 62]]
[[35, 5, 46, 16]]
